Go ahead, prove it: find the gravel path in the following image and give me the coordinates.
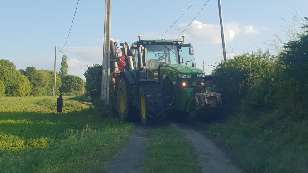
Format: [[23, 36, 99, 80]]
[[175, 124, 242, 173], [105, 124, 241, 173], [105, 126, 147, 173]]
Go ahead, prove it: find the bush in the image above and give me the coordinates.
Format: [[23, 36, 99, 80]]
[[22, 67, 62, 96], [15, 75, 32, 96], [208, 24, 308, 173], [277, 25, 308, 110], [0, 59, 32, 96], [213, 52, 277, 110], [0, 80, 5, 96], [61, 75, 85, 96], [84, 65, 102, 99]]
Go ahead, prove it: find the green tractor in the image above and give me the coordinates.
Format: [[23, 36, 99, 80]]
[[110, 38, 221, 124]]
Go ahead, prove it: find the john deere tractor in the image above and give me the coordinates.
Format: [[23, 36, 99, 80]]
[[110, 38, 221, 124]]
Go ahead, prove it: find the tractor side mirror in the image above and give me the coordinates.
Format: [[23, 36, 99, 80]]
[[189, 46, 194, 55]]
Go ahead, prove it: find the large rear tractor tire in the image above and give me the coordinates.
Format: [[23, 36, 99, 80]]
[[139, 89, 149, 125], [116, 79, 129, 121], [162, 79, 176, 108]]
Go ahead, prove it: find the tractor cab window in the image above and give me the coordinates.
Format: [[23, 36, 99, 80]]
[[179, 44, 195, 67], [144, 45, 178, 68]]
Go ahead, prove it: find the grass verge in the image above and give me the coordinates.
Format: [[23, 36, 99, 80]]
[[144, 125, 201, 173], [0, 96, 133, 173], [205, 110, 308, 173]]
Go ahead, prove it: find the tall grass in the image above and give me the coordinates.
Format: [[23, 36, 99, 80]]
[[0, 96, 133, 173]]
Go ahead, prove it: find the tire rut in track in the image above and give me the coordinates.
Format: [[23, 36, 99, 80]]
[[105, 126, 147, 173], [174, 124, 242, 173]]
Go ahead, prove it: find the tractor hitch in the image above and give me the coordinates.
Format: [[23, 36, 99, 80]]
[[195, 92, 222, 108]]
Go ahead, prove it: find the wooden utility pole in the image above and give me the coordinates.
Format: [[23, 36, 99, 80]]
[[218, 0, 227, 61], [101, 0, 111, 104], [53, 46, 57, 96], [202, 60, 205, 73]]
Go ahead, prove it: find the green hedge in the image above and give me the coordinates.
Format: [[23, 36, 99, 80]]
[[0, 80, 5, 96]]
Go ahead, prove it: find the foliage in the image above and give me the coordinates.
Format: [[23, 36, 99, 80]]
[[84, 65, 102, 99], [61, 75, 85, 96], [0, 58, 88, 97], [208, 24, 308, 173], [0, 59, 15, 69], [0, 97, 133, 173], [277, 25, 308, 110], [207, 111, 308, 173], [60, 55, 69, 78], [213, 52, 277, 110], [22, 67, 62, 96], [0, 80, 4, 96], [0, 60, 32, 96], [15, 75, 32, 96]]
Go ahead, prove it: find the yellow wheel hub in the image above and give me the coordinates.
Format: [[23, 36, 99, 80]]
[[119, 93, 127, 114]]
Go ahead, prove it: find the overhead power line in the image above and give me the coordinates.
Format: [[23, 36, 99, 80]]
[[162, 0, 194, 37], [61, 0, 81, 52], [179, 0, 211, 36]]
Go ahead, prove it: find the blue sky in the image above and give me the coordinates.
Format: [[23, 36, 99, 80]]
[[1, 0, 308, 77]]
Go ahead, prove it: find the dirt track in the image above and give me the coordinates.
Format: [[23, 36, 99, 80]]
[[105, 126, 147, 173], [105, 124, 241, 173], [175, 124, 242, 173]]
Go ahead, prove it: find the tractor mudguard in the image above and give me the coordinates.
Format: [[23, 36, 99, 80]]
[[122, 71, 136, 85]]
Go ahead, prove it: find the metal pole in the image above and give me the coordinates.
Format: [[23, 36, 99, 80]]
[[101, 0, 111, 104], [218, 0, 227, 61], [53, 46, 57, 96]]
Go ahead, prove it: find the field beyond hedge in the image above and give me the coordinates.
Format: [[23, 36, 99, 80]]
[[0, 96, 133, 173]]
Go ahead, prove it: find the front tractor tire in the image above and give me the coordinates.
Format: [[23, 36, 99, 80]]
[[116, 78, 129, 121], [139, 89, 149, 125], [162, 79, 176, 108], [138, 83, 164, 125]]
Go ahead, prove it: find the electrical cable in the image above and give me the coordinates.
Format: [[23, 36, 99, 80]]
[[178, 0, 211, 36], [162, 0, 194, 38], [61, 0, 81, 52]]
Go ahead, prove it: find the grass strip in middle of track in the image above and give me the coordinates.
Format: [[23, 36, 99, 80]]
[[144, 125, 201, 173]]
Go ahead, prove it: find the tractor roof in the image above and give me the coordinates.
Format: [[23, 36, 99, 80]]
[[133, 39, 184, 46]]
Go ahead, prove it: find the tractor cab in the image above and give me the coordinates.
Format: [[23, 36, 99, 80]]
[[130, 39, 196, 81]]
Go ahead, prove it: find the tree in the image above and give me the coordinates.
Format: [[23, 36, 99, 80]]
[[84, 65, 102, 99], [0, 59, 15, 69], [277, 24, 308, 108], [0, 80, 4, 96], [15, 75, 32, 96], [61, 75, 85, 96], [60, 55, 69, 78], [0, 59, 32, 96], [213, 52, 277, 110], [22, 67, 62, 96]]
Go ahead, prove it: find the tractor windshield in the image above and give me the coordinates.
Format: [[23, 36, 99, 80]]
[[179, 44, 195, 66], [144, 45, 178, 65]]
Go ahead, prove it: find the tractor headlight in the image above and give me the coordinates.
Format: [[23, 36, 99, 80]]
[[181, 81, 188, 88]]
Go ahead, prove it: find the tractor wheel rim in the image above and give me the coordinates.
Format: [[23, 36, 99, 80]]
[[119, 90, 127, 115], [140, 95, 146, 122]]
